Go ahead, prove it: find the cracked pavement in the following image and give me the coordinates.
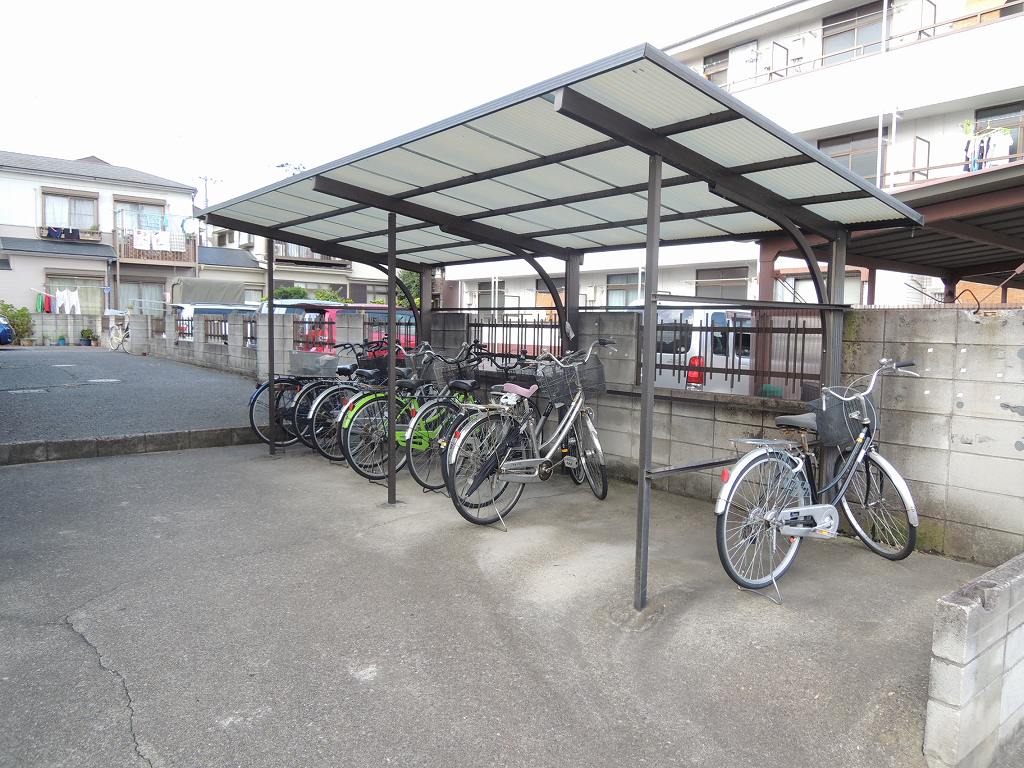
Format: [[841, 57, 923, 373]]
[[0, 446, 996, 767]]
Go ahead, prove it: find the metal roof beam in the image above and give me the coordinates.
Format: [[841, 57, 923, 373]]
[[553, 86, 841, 240], [926, 219, 1024, 257], [204, 213, 422, 271], [312, 175, 573, 259]]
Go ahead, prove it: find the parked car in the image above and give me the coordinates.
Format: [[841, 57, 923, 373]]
[[0, 315, 14, 345]]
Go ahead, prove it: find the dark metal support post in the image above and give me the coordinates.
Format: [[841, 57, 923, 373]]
[[419, 265, 433, 344], [386, 214, 398, 505], [942, 277, 958, 303], [634, 154, 662, 612], [823, 231, 847, 388], [266, 238, 276, 456], [564, 252, 581, 351]]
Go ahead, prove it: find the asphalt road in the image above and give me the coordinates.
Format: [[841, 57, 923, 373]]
[[0, 445, 997, 768], [0, 347, 255, 442]]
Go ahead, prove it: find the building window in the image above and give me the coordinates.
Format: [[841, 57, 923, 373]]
[[244, 287, 263, 304], [607, 272, 642, 306], [913, 136, 931, 181], [822, 2, 884, 67], [115, 201, 164, 230], [702, 49, 729, 86], [818, 129, 885, 185], [975, 102, 1023, 167], [273, 242, 312, 259], [46, 275, 103, 314], [44, 193, 97, 230], [365, 284, 388, 303], [477, 280, 505, 309], [696, 267, 749, 300], [119, 282, 165, 316]]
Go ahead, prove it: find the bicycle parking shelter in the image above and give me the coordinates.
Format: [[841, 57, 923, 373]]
[[200, 43, 922, 611]]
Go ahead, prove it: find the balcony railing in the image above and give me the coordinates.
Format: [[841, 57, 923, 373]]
[[115, 212, 198, 265], [716, 0, 1023, 93]]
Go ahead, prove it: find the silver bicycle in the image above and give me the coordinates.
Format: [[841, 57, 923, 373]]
[[445, 338, 615, 527], [715, 358, 921, 597]]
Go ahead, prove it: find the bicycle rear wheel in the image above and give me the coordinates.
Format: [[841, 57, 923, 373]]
[[407, 399, 462, 491], [837, 451, 917, 560], [248, 379, 301, 447], [342, 396, 410, 481], [310, 384, 358, 461], [446, 412, 526, 525], [715, 450, 807, 590]]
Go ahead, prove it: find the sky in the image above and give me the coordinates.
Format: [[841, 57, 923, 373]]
[[2, 0, 777, 207]]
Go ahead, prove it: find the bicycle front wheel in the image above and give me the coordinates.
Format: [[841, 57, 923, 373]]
[[715, 450, 807, 590], [248, 379, 301, 447], [446, 412, 525, 526], [837, 451, 917, 560], [577, 412, 607, 500], [407, 399, 462, 491], [342, 396, 410, 481], [310, 384, 358, 461], [292, 380, 332, 448]]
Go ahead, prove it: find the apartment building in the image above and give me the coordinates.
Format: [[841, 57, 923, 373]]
[[443, 0, 1022, 308], [203, 225, 388, 302], [0, 151, 197, 315]]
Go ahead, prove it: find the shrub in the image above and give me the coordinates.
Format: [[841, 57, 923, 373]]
[[273, 286, 309, 300], [313, 288, 352, 303], [0, 301, 33, 342]]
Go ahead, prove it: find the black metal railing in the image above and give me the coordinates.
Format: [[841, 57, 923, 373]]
[[293, 319, 335, 351], [644, 305, 828, 400], [362, 315, 417, 349], [175, 317, 193, 343], [243, 318, 257, 348], [204, 318, 229, 344], [467, 314, 562, 360]]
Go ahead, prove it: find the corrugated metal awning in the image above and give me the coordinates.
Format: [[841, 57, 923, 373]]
[[201, 44, 921, 267]]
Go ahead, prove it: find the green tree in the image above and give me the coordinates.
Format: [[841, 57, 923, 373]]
[[397, 269, 421, 308], [273, 286, 309, 300], [0, 301, 33, 343], [313, 288, 352, 303]]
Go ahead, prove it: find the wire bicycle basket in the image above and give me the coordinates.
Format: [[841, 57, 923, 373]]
[[536, 356, 606, 404], [428, 357, 477, 388], [807, 386, 879, 449]]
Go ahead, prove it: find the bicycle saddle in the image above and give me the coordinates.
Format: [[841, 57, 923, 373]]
[[775, 412, 818, 431], [502, 382, 538, 398], [448, 379, 477, 393], [337, 362, 358, 377], [353, 368, 380, 381], [397, 378, 421, 391]]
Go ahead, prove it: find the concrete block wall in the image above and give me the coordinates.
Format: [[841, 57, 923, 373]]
[[131, 312, 257, 378], [844, 308, 1024, 565], [924, 553, 1024, 768], [29, 312, 102, 346]]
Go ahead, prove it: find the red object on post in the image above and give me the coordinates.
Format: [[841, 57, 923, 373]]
[[686, 356, 705, 386]]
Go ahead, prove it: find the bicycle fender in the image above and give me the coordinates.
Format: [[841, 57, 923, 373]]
[[582, 411, 605, 464], [340, 391, 385, 430], [445, 411, 491, 466], [865, 452, 919, 527], [405, 396, 444, 442], [714, 447, 805, 516], [248, 377, 297, 407]]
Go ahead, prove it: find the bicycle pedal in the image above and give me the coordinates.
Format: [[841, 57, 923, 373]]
[[563, 456, 579, 469]]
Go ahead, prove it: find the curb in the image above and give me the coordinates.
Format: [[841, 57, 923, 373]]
[[0, 427, 260, 467]]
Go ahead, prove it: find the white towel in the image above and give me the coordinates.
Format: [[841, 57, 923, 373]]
[[66, 289, 81, 314], [133, 230, 152, 251], [151, 231, 170, 250], [55, 289, 67, 313]]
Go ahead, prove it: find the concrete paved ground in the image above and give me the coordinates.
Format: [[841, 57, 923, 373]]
[[0, 347, 255, 442], [0, 446, 990, 767]]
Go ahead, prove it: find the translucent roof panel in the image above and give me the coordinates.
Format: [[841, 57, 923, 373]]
[[202, 43, 920, 267]]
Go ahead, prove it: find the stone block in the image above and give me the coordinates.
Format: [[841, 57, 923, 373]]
[[231, 427, 260, 446], [879, 409, 950, 450], [999, 699, 1024, 751], [712, 420, 763, 451], [905, 479, 948, 521], [842, 340, 884, 375], [924, 680, 1002, 765], [944, 523, 1023, 567], [671, 395, 715, 420], [948, 453, 1024, 498], [653, 470, 712, 501], [877, 443, 949, 485], [7, 441, 47, 464], [955, 344, 1023, 385], [95, 434, 146, 457], [144, 431, 190, 454], [949, 415, 1024, 460], [951, 380, 1024, 420], [933, 579, 1010, 665], [669, 414, 713, 446], [1007, 624, 1024, 670], [46, 439, 97, 462], [596, 428, 631, 459], [1001, 659, 1024, 726], [957, 308, 1024, 348], [713, 402, 764, 428], [929, 639, 1005, 708], [843, 309, 885, 342], [886, 308, 956, 345], [917, 515, 946, 554], [947, 486, 1024, 536], [880, 376, 953, 416], [188, 428, 235, 449], [880, 342, 956, 380]]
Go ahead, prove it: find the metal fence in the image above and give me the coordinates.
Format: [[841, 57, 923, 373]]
[[204, 318, 229, 344], [175, 317, 193, 343], [362, 315, 417, 350], [293, 319, 335, 351], [243, 318, 257, 348], [644, 304, 829, 400], [466, 314, 562, 359]]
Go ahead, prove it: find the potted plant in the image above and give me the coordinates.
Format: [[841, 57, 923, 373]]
[[57, 335, 67, 346], [79, 328, 96, 346]]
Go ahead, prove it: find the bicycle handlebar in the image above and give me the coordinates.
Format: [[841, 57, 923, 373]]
[[821, 358, 919, 409], [535, 337, 617, 368]]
